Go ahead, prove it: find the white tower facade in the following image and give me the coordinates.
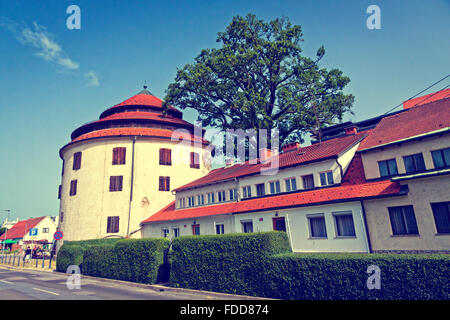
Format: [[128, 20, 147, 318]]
[[57, 87, 211, 242]]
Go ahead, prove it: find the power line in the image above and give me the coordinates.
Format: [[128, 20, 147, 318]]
[[383, 74, 450, 115]]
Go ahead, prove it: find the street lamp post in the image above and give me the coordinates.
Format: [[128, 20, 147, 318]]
[[1, 210, 11, 261]]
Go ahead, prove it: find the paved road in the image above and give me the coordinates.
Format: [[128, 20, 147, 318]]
[[0, 266, 247, 300]]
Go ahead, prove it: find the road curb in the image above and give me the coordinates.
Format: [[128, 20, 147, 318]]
[[0, 263, 272, 300]]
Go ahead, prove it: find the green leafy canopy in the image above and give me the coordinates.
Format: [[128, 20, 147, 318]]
[[163, 14, 354, 145]]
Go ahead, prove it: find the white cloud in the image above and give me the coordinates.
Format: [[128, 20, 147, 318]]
[[1, 18, 79, 72], [84, 71, 100, 87]]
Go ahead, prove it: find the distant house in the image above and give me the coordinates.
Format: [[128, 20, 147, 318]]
[[0, 216, 57, 252]]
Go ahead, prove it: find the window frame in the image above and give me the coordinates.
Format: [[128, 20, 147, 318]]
[[285, 177, 297, 192], [190, 152, 200, 169], [302, 174, 315, 190], [307, 214, 327, 239], [106, 216, 120, 233], [159, 148, 172, 166], [430, 202, 450, 234], [72, 152, 82, 170], [431, 148, 450, 169], [332, 211, 356, 238], [109, 176, 123, 192], [159, 176, 170, 191], [112, 147, 126, 165], [241, 220, 254, 233], [256, 183, 266, 197], [403, 153, 426, 174], [378, 158, 398, 177], [388, 205, 419, 236], [269, 180, 281, 194], [69, 180, 77, 196]]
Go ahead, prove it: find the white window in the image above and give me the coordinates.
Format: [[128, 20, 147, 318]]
[[188, 196, 195, 207], [207, 192, 215, 204], [161, 228, 170, 238], [269, 180, 281, 194], [215, 223, 225, 234], [308, 214, 327, 238], [178, 198, 185, 209], [242, 186, 251, 198], [197, 194, 205, 205], [218, 190, 226, 202], [229, 188, 237, 200], [285, 177, 297, 192], [333, 212, 356, 237], [42, 228, 49, 234], [320, 171, 334, 186], [172, 227, 180, 238], [241, 220, 253, 233]]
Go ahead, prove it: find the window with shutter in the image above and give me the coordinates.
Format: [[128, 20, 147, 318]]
[[73, 152, 82, 170], [112, 147, 126, 165], [159, 149, 172, 165], [159, 176, 170, 191], [190, 152, 200, 169], [109, 176, 123, 192], [69, 180, 77, 196], [58, 185, 62, 199], [107, 216, 120, 233]]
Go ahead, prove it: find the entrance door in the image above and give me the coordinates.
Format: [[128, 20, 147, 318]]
[[272, 217, 286, 232]]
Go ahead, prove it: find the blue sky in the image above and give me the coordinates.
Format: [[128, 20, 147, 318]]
[[0, 0, 449, 221]]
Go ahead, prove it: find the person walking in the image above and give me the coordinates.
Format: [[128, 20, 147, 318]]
[[23, 246, 31, 264]]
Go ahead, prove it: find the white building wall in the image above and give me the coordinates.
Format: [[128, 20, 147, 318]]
[[59, 136, 210, 242], [141, 214, 234, 238], [141, 201, 369, 253], [360, 134, 450, 180]]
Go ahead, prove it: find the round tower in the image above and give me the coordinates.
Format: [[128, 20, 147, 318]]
[[57, 86, 211, 242]]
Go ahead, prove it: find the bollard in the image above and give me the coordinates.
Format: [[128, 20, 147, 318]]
[[13, 253, 16, 266], [35, 257, 38, 268], [42, 254, 44, 268], [48, 256, 52, 269]]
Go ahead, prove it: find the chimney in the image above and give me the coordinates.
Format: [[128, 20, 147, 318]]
[[281, 142, 300, 153], [259, 148, 279, 162], [345, 126, 357, 135]]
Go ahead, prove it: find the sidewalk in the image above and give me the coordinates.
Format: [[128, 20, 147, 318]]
[[0, 255, 56, 272], [0, 261, 271, 300]]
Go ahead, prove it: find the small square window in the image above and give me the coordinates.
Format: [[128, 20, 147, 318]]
[[308, 215, 327, 238]]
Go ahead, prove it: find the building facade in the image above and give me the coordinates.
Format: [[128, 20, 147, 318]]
[[57, 87, 212, 242], [141, 89, 450, 254]]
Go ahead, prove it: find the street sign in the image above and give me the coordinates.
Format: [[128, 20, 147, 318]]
[[54, 231, 64, 241], [29, 228, 38, 236]]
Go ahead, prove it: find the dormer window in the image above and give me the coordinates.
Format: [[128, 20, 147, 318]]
[[403, 153, 426, 174], [320, 171, 334, 186]]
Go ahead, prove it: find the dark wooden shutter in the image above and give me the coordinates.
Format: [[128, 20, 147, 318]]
[[73, 152, 82, 170], [70, 180, 77, 196], [159, 176, 164, 191], [113, 147, 126, 165], [165, 177, 170, 191], [190, 152, 200, 169], [159, 149, 172, 165]]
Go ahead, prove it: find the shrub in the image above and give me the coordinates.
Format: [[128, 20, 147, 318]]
[[82, 238, 170, 284], [55, 245, 84, 272], [263, 253, 450, 300], [170, 231, 291, 295], [170, 231, 450, 300]]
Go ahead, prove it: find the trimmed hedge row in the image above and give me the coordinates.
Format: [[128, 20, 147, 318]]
[[56, 232, 449, 299], [170, 232, 291, 295], [56, 238, 120, 272], [170, 232, 450, 300], [57, 238, 170, 284]]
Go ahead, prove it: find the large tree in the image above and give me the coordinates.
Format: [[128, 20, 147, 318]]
[[163, 14, 354, 153]]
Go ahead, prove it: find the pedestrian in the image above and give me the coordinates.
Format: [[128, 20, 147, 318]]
[[23, 246, 31, 264]]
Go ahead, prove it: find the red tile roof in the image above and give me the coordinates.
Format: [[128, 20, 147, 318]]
[[358, 96, 450, 151], [403, 88, 450, 110], [101, 89, 182, 115], [142, 153, 402, 224], [174, 132, 368, 191], [70, 127, 209, 145], [1, 217, 46, 240]]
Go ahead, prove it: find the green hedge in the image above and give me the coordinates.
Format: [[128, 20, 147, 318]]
[[170, 231, 291, 295], [169, 232, 450, 300], [82, 238, 170, 284], [56, 245, 84, 272], [261, 253, 450, 300], [55, 238, 120, 272]]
